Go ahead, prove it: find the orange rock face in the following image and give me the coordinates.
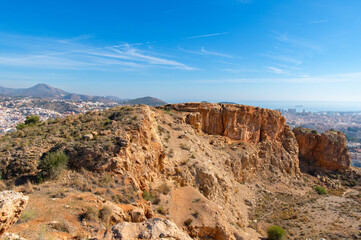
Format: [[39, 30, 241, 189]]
[[164, 103, 300, 176], [166, 103, 289, 143], [293, 127, 351, 172]]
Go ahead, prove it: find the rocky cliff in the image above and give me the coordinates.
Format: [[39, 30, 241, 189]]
[[293, 127, 351, 172], [163, 103, 300, 176], [165, 103, 289, 143], [1, 103, 359, 240]]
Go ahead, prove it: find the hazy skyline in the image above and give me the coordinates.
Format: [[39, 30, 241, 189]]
[[1, 0, 361, 102]]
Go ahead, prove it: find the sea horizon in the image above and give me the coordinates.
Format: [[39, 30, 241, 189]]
[[168, 100, 361, 113]]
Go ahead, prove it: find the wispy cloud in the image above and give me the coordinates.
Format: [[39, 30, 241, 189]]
[[0, 32, 194, 71], [261, 53, 302, 65], [185, 32, 228, 39], [308, 20, 328, 24], [266, 66, 287, 74], [179, 46, 232, 58], [271, 31, 322, 51], [200, 47, 232, 58], [192, 72, 361, 84]]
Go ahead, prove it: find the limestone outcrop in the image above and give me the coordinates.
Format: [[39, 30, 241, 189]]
[[293, 127, 351, 172], [163, 103, 300, 176], [104, 218, 192, 240], [165, 103, 290, 143], [0, 191, 29, 236]]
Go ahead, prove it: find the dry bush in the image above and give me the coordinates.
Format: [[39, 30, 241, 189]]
[[50, 220, 74, 233], [99, 206, 113, 227], [82, 206, 99, 222]]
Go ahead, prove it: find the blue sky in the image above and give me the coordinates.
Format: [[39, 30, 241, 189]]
[[1, 0, 361, 102]]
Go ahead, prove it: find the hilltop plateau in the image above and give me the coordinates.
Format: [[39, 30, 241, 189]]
[[0, 103, 360, 240]]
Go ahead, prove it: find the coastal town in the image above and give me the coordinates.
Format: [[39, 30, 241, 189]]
[[0, 97, 119, 134], [281, 108, 361, 167]]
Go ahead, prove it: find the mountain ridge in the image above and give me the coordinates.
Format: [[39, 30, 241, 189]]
[[0, 83, 167, 107]]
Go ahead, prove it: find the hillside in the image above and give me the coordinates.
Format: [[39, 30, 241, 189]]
[[0, 103, 360, 240], [0, 84, 67, 99], [0, 84, 167, 106], [125, 96, 167, 107]]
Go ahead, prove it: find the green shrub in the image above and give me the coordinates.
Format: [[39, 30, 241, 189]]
[[38, 150, 68, 180], [16, 123, 26, 130], [16, 115, 41, 130], [315, 186, 327, 195], [267, 225, 285, 240], [143, 191, 154, 202], [157, 206, 166, 215], [25, 115, 40, 125]]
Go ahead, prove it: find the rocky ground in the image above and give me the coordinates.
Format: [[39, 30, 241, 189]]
[[0, 103, 360, 239]]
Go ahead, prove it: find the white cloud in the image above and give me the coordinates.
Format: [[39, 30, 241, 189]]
[[308, 20, 328, 24], [271, 30, 322, 51], [191, 71, 361, 84], [261, 53, 302, 65], [0, 32, 194, 71], [179, 47, 232, 59], [200, 47, 232, 58], [185, 32, 228, 39], [266, 66, 287, 74]]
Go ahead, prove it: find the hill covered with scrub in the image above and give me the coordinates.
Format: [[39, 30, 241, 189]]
[[0, 103, 360, 240]]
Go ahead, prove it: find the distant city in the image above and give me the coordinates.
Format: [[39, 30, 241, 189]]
[[0, 97, 120, 134], [278, 108, 361, 168]]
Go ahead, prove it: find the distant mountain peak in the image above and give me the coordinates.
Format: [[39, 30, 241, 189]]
[[33, 83, 52, 88]]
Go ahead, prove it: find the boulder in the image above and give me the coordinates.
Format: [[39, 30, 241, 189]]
[[0, 191, 29, 236], [104, 218, 192, 240], [130, 208, 146, 223]]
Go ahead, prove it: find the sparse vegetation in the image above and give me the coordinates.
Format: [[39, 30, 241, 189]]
[[267, 225, 285, 240], [315, 186, 327, 195], [158, 183, 171, 195], [16, 115, 41, 130], [82, 206, 99, 222], [50, 220, 73, 233], [38, 150, 68, 180], [168, 149, 174, 158], [311, 129, 318, 134], [180, 143, 190, 151], [143, 191, 155, 202], [157, 206, 166, 215], [18, 208, 36, 223], [99, 206, 113, 226]]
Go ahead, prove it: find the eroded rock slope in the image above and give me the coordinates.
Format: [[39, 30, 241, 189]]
[[293, 127, 351, 172]]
